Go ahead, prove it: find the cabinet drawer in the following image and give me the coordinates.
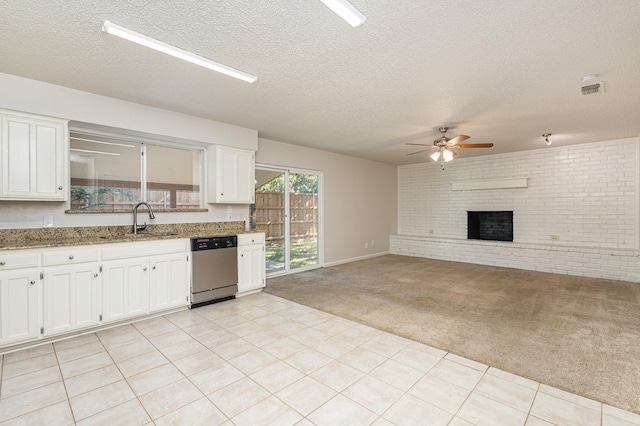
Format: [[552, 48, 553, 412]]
[[42, 247, 99, 266], [0, 252, 39, 270], [102, 239, 188, 261], [238, 233, 265, 246]]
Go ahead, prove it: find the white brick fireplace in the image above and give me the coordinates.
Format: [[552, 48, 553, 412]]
[[392, 138, 640, 282]]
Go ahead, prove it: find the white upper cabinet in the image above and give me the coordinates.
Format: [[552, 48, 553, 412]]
[[0, 110, 68, 201], [207, 145, 255, 204]]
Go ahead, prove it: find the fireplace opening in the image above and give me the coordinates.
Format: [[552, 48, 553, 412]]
[[467, 211, 513, 242]]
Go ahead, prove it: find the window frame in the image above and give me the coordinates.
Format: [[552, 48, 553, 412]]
[[69, 128, 205, 212]]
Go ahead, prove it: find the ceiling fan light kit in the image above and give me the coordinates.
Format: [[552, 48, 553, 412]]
[[543, 133, 552, 145], [430, 148, 455, 162], [406, 126, 493, 170]]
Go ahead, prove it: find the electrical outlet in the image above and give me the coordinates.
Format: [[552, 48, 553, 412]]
[[365, 242, 368, 249], [371, 240, 375, 247], [551, 235, 559, 241], [43, 216, 54, 228]]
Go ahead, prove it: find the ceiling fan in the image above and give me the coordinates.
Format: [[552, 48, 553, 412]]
[[407, 126, 493, 169]]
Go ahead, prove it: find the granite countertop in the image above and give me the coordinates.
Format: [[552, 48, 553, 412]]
[[0, 222, 247, 250]]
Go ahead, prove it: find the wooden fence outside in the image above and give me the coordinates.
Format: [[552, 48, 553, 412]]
[[252, 191, 318, 242], [70, 178, 200, 210]]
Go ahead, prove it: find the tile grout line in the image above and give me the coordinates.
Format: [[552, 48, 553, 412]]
[[53, 340, 78, 425], [133, 319, 213, 424], [0, 345, 63, 423], [215, 304, 367, 424], [91, 328, 155, 424], [448, 359, 485, 424], [4, 293, 640, 425], [158, 318, 235, 424]]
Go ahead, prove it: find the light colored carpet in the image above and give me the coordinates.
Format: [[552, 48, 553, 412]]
[[265, 254, 640, 414]]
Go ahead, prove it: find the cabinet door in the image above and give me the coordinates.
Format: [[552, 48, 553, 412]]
[[207, 146, 255, 203], [0, 270, 39, 346], [0, 113, 67, 201], [43, 264, 100, 336], [149, 253, 189, 312], [237, 244, 266, 293], [102, 258, 150, 323]]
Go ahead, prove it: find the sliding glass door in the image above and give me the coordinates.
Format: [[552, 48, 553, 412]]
[[252, 167, 321, 275], [252, 169, 286, 274]]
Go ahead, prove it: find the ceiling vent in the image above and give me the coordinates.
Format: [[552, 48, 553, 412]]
[[581, 74, 605, 95]]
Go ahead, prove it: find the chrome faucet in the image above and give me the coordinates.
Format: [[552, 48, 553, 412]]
[[132, 202, 155, 234]]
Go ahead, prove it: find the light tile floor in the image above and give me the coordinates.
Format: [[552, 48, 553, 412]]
[[1, 292, 639, 425]]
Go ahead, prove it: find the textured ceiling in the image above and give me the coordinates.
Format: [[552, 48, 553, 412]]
[[1, 0, 639, 165]]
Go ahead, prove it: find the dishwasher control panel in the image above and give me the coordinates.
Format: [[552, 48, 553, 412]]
[[191, 235, 237, 251]]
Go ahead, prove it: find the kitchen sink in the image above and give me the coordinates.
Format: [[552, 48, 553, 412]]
[[124, 232, 181, 238], [96, 232, 182, 240]]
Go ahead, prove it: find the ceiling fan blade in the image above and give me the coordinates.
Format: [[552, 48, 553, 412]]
[[447, 135, 470, 145], [457, 143, 494, 148], [407, 149, 431, 155], [405, 142, 433, 147]]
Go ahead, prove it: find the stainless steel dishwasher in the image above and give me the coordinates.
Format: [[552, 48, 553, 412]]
[[190, 235, 238, 308]]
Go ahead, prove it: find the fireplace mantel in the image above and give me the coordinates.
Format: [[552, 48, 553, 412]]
[[452, 178, 528, 191]]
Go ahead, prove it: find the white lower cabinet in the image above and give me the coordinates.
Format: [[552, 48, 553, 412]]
[[43, 264, 100, 336], [102, 258, 150, 324], [0, 238, 190, 351], [237, 233, 266, 295], [102, 239, 190, 318], [149, 252, 189, 312], [0, 269, 39, 346]]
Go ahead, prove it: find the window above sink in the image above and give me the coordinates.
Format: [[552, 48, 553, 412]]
[[69, 130, 203, 212]]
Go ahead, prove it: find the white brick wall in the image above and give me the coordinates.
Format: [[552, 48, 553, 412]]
[[393, 138, 640, 282], [390, 235, 640, 282]]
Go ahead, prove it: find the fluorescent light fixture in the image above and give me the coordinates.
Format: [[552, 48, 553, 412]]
[[319, 0, 366, 27], [101, 21, 257, 83]]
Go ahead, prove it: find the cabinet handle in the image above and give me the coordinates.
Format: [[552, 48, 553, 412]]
[[30, 280, 35, 285], [58, 186, 63, 190], [143, 267, 147, 271], [152, 266, 156, 270], [69, 255, 74, 260], [93, 273, 98, 278], [221, 193, 224, 196], [0, 261, 5, 266]]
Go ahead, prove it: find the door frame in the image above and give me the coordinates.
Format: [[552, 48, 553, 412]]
[[254, 164, 324, 276]]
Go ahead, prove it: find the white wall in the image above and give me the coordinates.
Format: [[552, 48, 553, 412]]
[[0, 73, 398, 269], [393, 138, 640, 282], [0, 72, 259, 229], [0, 73, 257, 150], [256, 138, 397, 265]]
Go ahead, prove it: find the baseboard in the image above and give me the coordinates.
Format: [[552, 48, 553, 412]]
[[323, 251, 390, 268]]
